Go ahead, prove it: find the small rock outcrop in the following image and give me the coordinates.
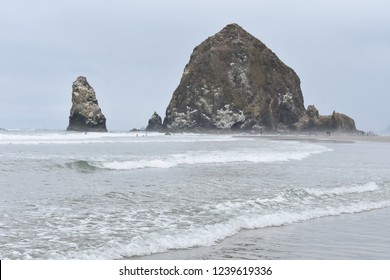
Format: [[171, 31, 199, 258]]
[[67, 76, 107, 132], [162, 23, 356, 132], [294, 105, 356, 132], [163, 23, 306, 131], [146, 112, 163, 131]]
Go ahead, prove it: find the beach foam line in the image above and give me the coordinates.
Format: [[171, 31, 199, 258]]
[[204, 182, 384, 214], [69, 199, 390, 260], [90, 145, 331, 170], [304, 182, 380, 196], [65, 181, 389, 259], [123, 201, 390, 259]]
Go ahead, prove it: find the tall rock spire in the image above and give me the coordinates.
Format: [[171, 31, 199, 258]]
[[67, 76, 107, 132]]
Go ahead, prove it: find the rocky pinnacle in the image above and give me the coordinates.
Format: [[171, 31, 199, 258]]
[[67, 76, 107, 132]]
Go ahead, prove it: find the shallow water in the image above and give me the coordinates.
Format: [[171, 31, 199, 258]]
[[138, 207, 390, 260], [0, 130, 389, 259]]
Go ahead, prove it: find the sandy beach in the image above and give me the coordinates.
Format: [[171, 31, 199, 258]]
[[235, 134, 390, 144]]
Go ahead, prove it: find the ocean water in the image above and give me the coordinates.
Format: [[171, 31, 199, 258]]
[[0, 130, 389, 259]]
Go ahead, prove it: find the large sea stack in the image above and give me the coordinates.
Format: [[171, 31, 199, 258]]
[[163, 23, 356, 132], [67, 76, 107, 132]]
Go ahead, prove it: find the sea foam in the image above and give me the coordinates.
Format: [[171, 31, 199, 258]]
[[67, 182, 389, 259], [93, 145, 331, 170], [74, 199, 390, 260], [304, 182, 380, 196]]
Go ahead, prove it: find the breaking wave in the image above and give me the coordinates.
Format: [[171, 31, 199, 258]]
[[89, 145, 331, 171], [64, 160, 98, 172], [116, 202, 390, 259], [65, 182, 389, 259]]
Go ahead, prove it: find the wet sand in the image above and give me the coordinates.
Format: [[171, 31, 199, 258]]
[[133, 207, 390, 260], [235, 134, 390, 144], [306, 135, 390, 143]]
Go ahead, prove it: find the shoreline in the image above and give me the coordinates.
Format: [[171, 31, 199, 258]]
[[234, 134, 390, 144], [2, 128, 390, 143], [130, 207, 390, 260]]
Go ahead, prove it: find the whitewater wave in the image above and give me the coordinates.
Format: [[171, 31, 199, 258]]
[[66, 182, 389, 259], [205, 182, 383, 213], [64, 160, 98, 173], [304, 182, 380, 196], [116, 201, 390, 259], [72, 145, 331, 171]]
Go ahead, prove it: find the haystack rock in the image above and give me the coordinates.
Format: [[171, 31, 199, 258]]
[[163, 23, 305, 131], [162, 23, 356, 132], [146, 111, 163, 131], [67, 76, 107, 132]]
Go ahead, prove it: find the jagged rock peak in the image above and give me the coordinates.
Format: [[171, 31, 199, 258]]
[[163, 23, 306, 131], [146, 111, 163, 131], [330, 111, 356, 131], [67, 76, 107, 132], [294, 105, 356, 132], [210, 23, 265, 45]]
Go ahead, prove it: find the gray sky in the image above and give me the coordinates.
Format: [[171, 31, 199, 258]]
[[1, 0, 389, 132]]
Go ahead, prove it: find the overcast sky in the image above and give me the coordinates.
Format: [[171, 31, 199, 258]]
[[0, 0, 389, 132]]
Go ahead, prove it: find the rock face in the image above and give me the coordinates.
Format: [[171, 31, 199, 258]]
[[162, 23, 356, 132], [146, 111, 163, 131], [67, 76, 107, 132], [163, 23, 306, 131], [294, 105, 356, 131]]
